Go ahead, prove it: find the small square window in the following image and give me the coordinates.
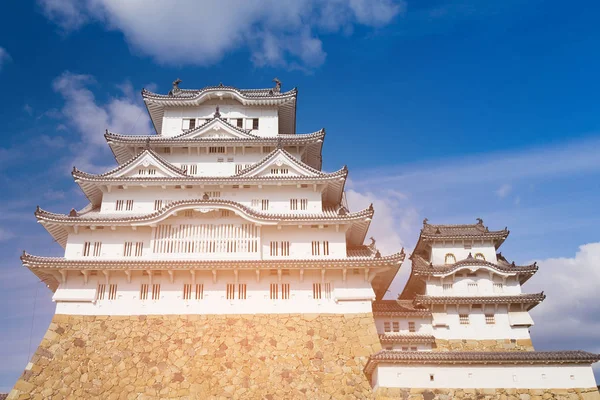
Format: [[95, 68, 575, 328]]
[[459, 314, 470, 325], [392, 322, 399, 332], [384, 322, 391, 332], [429, 374, 435, 382], [408, 321, 416, 332]]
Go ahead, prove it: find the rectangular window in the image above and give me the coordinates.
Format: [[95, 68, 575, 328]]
[[485, 314, 496, 324], [300, 199, 308, 210], [281, 283, 290, 300], [217, 158, 224, 162], [126, 200, 134, 211], [124, 242, 133, 257], [154, 200, 163, 210], [108, 284, 117, 300], [408, 321, 416, 332], [459, 314, 470, 325], [392, 321, 400, 332], [323, 241, 329, 256], [402, 346, 409, 351], [384, 322, 391, 332], [97, 284, 106, 300], [410, 346, 417, 351], [83, 242, 91, 256], [290, 199, 298, 210], [252, 118, 259, 130], [238, 284, 247, 300], [270, 241, 289, 256], [312, 283, 322, 300], [183, 283, 192, 300], [209, 146, 226, 154], [115, 200, 124, 211], [261, 199, 269, 210], [270, 283, 278, 300], [188, 164, 198, 175], [135, 242, 143, 257], [236, 118, 243, 128], [151, 284, 161, 300], [182, 118, 196, 130], [226, 283, 235, 300], [195, 284, 204, 300], [311, 241, 320, 256], [443, 283, 453, 293], [140, 284, 149, 300]]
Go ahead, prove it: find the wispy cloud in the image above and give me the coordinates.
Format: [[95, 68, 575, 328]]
[[0, 47, 11, 72], [37, 0, 404, 70], [495, 183, 512, 198]]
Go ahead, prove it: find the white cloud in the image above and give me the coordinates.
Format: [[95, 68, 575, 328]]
[[528, 243, 600, 353], [0, 47, 11, 71], [495, 183, 511, 198], [0, 227, 15, 241], [23, 104, 34, 116], [37, 0, 404, 69], [52, 71, 152, 172]]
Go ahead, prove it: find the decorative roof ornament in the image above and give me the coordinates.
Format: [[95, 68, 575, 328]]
[[214, 106, 221, 118], [169, 78, 182, 96], [423, 218, 429, 226], [203, 192, 209, 200], [476, 217, 484, 225], [467, 252, 473, 259], [273, 77, 281, 93], [375, 250, 381, 259], [368, 237, 376, 251], [276, 135, 283, 150], [69, 208, 78, 217], [219, 82, 224, 87], [144, 138, 151, 150]]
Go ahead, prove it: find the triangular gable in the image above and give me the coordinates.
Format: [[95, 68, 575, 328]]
[[236, 149, 325, 178], [172, 118, 257, 140], [94, 150, 188, 179]]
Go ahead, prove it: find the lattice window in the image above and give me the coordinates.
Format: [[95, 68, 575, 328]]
[[226, 284, 235, 300], [323, 283, 331, 299], [311, 241, 320, 256], [300, 199, 308, 210], [209, 146, 226, 154], [184, 210, 194, 218], [290, 199, 298, 210], [493, 283, 504, 293], [123, 242, 133, 257], [153, 223, 259, 254], [468, 283, 478, 293], [485, 314, 496, 324], [402, 346, 409, 351], [207, 191, 221, 198], [195, 284, 204, 300], [281, 283, 290, 300], [445, 253, 456, 264], [392, 322, 400, 332], [84, 242, 102, 257], [183, 284, 192, 300], [475, 253, 485, 261], [323, 241, 329, 255], [188, 164, 198, 175], [97, 284, 106, 300], [261, 199, 269, 210], [154, 200, 163, 210], [115, 200, 124, 211], [383, 322, 391, 332], [238, 284, 247, 300], [235, 164, 253, 174], [270, 168, 289, 175], [140, 284, 149, 300], [151, 284, 161, 300], [443, 283, 453, 293], [270, 241, 289, 256], [108, 284, 117, 300], [312, 283, 322, 300], [138, 168, 156, 175], [410, 346, 418, 351], [83, 242, 91, 257], [270, 283, 279, 300], [408, 321, 416, 332], [459, 314, 470, 325], [220, 210, 230, 217]]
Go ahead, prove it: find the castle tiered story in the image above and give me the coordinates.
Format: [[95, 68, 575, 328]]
[[10, 79, 599, 399]]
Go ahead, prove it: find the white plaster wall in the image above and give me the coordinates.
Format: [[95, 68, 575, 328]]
[[100, 185, 324, 214], [431, 242, 497, 264], [53, 269, 375, 315], [374, 317, 432, 335], [431, 305, 532, 340], [162, 104, 279, 137], [425, 273, 522, 296], [373, 364, 598, 389], [64, 222, 349, 260]]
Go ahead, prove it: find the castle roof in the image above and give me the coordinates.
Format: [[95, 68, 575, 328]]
[[105, 128, 324, 167], [21, 250, 404, 292], [142, 82, 297, 135], [364, 350, 600, 376], [372, 300, 431, 317], [413, 293, 545, 310], [413, 219, 509, 256], [35, 200, 373, 248], [73, 147, 346, 206]]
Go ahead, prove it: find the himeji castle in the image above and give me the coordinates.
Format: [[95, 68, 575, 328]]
[[9, 79, 600, 399]]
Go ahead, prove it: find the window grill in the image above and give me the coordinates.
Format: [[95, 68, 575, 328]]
[[408, 321, 416, 332], [140, 284, 149, 300], [97, 284, 106, 300], [108, 284, 117, 300], [151, 284, 161, 300], [485, 314, 496, 324], [459, 314, 470, 325]]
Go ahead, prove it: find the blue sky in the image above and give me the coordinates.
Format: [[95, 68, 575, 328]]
[[1, 0, 600, 392]]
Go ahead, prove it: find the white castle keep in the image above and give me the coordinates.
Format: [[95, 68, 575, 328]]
[[11, 79, 599, 399]]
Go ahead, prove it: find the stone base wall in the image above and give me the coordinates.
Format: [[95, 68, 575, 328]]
[[9, 313, 381, 400], [434, 338, 534, 352], [375, 387, 600, 400]]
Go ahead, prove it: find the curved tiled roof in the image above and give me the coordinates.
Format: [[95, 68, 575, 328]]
[[142, 85, 297, 100], [414, 293, 546, 309], [378, 334, 436, 344], [372, 300, 431, 317], [105, 129, 325, 144], [35, 200, 372, 225], [364, 350, 600, 375], [83, 148, 188, 179], [411, 255, 538, 279]]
